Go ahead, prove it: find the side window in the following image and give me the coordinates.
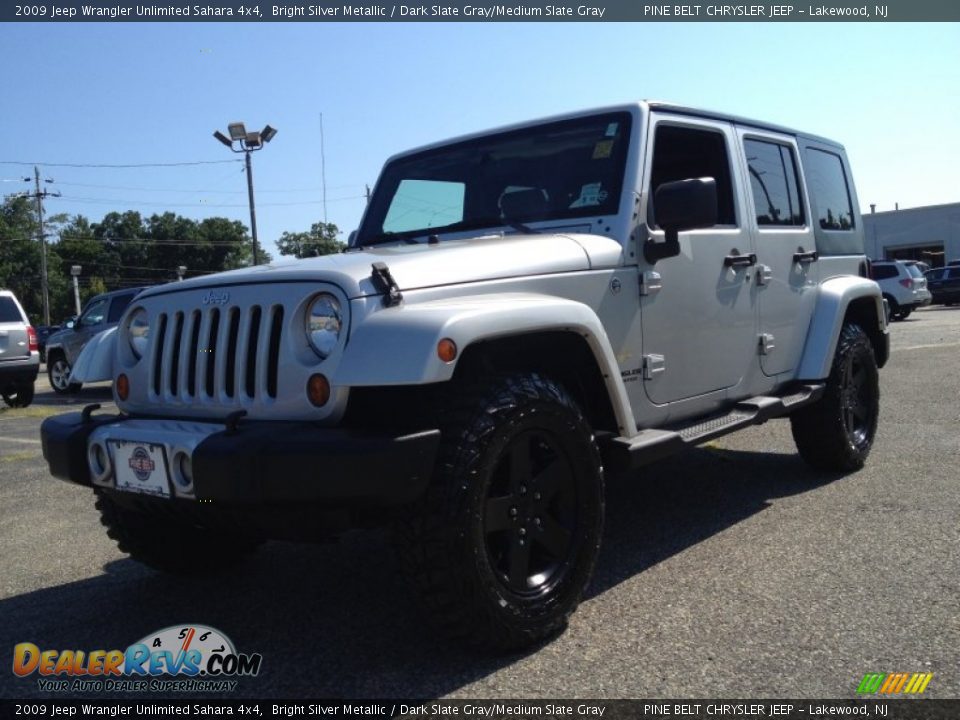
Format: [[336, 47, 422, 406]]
[[107, 293, 135, 323], [650, 125, 736, 226], [949, 268, 960, 280], [872, 265, 897, 280], [805, 148, 854, 230], [79, 297, 109, 327], [744, 139, 804, 226], [383, 179, 465, 234]]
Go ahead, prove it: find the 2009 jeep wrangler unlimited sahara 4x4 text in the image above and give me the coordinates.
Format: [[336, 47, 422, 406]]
[[42, 102, 888, 650]]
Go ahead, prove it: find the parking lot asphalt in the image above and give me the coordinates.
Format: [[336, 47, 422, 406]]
[[1, 307, 957, 700]]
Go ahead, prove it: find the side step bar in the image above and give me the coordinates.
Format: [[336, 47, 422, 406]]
[[604, 383, 824, 473]]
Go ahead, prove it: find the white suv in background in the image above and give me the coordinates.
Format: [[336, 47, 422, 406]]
[[871, 260, 931, 320], [0, 289, 40, 407]]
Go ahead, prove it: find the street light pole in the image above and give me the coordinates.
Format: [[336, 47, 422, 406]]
[[213, 122, 277, 266]]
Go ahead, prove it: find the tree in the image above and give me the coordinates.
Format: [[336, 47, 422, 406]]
[[276, 222, 343, 259], [0, 196, 43, 322]]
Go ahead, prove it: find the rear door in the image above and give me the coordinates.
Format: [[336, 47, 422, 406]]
[[0, 295, 30, 363], [736, 129, 819, 377]]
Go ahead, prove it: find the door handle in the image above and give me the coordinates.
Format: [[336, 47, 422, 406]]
[[724, 252, 757, 268], [793, 250, 819, 264]]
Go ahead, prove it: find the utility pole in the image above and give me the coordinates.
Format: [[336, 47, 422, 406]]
[[320, 112, 328, 224], [365, 184, 371, 203], [23, 167, 59, 326]]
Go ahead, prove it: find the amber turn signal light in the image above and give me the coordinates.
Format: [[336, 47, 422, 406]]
[[116, 374, 130, 401], [437, 338, 458, 362], [307, 373, 331, 407]]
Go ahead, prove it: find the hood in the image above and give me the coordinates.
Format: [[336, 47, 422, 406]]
[[137, 233, 624, 301]]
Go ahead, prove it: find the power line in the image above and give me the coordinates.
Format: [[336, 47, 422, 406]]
[[54, 180, 362, 194], [0, 159, 242, 169], [54, 194, 366, 208]]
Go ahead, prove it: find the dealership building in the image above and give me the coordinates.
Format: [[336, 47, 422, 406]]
[[862, 202, 960, 267]]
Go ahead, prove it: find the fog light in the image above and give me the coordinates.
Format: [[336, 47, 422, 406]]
[[173, 451, 194, 489], [88, 442, 111, 482], [307, 373, 330, 407], [116, 373, 130, 401], [437, 338, 458, 362]]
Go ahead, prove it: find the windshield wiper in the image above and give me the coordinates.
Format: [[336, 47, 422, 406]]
[[358, 218, 541, 248]]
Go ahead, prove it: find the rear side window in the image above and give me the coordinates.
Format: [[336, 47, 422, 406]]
[[744, 139, 804, 226], [805, 148, 854, 230], [108, 293, 136, 323], [650, 125, 737, 226], [905, 264, 924, 279], [0, 297, 24, 323], [926, 269, 945, 280], [872, 264, 897, 280]]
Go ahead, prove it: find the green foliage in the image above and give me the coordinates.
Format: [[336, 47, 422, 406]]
[[0, 196, 263, 324], [276, 222, 343, 258]]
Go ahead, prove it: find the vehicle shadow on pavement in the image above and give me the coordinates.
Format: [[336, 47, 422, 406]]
[[590, 446, 836, 597], [0, 446, 833, 700]]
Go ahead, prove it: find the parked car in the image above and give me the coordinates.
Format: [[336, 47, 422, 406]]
[[923, 265, 960, 306], [0, 290, 40, 408], [44, 287, 146, 394], [871, 260, 931, 320], [42, 102, 888, 651], [903, 259, 931, 275]]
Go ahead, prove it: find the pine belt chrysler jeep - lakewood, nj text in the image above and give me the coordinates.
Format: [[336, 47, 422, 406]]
[[42, 102, 888, 650]]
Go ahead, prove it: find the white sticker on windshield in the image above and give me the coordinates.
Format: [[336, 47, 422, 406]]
[[605, 122, 619, 137]]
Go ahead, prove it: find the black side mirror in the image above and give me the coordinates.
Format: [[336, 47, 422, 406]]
[[644, 177, 718, 264]]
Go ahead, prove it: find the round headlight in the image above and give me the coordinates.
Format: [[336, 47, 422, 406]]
[[128, 308, 150, 360], [306, 293, 342, 359]]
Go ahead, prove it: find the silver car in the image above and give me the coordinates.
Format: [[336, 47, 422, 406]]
[[0, 290, 40, 408]]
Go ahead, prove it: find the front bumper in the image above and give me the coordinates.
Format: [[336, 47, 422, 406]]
[[41, 409, 440, 508]]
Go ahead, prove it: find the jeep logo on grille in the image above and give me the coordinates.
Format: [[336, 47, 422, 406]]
[[202, 290, 230, 305]]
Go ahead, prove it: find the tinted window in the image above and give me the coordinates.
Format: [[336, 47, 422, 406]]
[[872, 264, 897, 280], [107, 293, 136, 323], [805, 149, 854, 230], [948, 268, 960, 280], [926, 269, 945, 281], [0, 297, 23, 323], [651, 125, 736, 226], [905, 264, 924, 279], [744, 139, 804, 226]]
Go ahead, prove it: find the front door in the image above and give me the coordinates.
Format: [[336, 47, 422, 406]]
[[639, 116, 757, 406]]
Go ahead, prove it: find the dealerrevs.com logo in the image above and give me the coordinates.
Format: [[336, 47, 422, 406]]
[[12, 624, 262, 693]]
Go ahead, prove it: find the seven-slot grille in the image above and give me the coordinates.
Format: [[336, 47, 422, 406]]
[[148, 303, 285, 404]]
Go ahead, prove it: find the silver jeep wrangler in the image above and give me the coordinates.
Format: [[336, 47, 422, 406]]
[[42, 102, 887, 650]]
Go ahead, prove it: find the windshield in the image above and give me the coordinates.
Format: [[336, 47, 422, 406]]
[[356, 112, 632, 246]]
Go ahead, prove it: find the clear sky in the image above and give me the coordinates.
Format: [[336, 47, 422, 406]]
[[1, 22, 958, 258]]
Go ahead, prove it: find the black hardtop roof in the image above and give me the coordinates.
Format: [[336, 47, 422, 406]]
[[646, 102, 842, 149]]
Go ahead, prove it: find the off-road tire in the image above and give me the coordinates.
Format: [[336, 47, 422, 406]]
[[48, 354, 76, 395], [396, 373, 604, 651], [2, 381, 35, 408], [791, 323, 879, 472], [95, 490, 262, 575]]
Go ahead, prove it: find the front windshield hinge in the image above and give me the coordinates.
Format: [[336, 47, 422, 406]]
[[370, 262, 403, 307]]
